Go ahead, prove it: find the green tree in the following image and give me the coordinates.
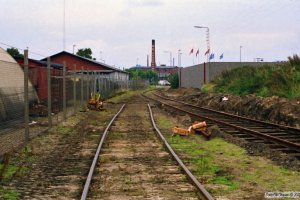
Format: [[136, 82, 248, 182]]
[[76, 48, 96, 60], [125, 68, 158, 85], [168, 74, 179, 89], [6, 47, 23, 58]]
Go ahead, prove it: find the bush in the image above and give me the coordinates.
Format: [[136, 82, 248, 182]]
[[212, 62, 300, 99], [168, 74, 179, 89]]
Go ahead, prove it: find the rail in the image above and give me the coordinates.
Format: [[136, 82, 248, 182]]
[[143, 94, 300, 152], [154, 93, 300, 133], [147, 104, 214, 200], [81, 104, 126, 200]]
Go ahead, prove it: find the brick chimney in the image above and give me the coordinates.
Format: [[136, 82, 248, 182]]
[[151, 39, 156, 71]]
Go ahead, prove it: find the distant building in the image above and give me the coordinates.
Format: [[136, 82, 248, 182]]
[[41, 51, 129, 81]]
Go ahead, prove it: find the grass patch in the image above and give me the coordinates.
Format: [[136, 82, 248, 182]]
[[156, 115, 174, 129], [107, 90, 140, 103], [56, 126, 73, 135], [0, 187, 20, 200], [211, 63, 300, 99], [155, 111, 300, 197]]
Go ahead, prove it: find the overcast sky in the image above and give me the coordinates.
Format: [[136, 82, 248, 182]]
[[0, 0, 299, 68]]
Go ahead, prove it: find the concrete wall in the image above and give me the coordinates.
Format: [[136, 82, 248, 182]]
[[180, 62, 277, 89]]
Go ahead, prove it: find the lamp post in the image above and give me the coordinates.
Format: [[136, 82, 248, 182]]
[[194, 26, 210, 62], [178, 49, 181, 67], [164, 51, 172, 66], [73, 44, 76, 54], [240, 46, 243, 62]]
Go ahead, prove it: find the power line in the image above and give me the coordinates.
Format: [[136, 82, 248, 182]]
[[0, 42, 47, 57]]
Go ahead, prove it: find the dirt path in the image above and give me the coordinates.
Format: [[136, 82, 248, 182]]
[[88, 96, 199, 199]]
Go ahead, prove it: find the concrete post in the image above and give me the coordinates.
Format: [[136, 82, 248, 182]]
[[93, 71, 96, 94], [63, 61, 66, 121], [73, 64, 76, 114], [47, 57, 52, 128], [24, 50, 29, 144], [86, 69, 89, 102]]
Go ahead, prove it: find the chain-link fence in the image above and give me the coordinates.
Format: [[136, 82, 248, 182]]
[[0, 50, 147, 156]]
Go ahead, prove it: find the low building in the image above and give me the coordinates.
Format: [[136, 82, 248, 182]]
[[15, 58, 63, 103], [41, 51, 128, 81]]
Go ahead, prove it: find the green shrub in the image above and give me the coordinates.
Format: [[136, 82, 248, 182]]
[[212, 61, 300, 99], [168, 74, 179, 89]]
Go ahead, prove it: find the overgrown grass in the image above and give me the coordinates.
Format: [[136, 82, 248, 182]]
[[0, 186, 19, 200], [107, 87, 155, 103], [0, 147, 32, 199], [155, 114, 300, 196], [210, 63, 300, 99]]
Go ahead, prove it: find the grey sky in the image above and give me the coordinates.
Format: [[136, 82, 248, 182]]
[[0, 0, 299, 68]]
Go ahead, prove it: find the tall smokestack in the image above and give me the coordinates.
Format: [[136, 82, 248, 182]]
[[151, 39, 156, 70]]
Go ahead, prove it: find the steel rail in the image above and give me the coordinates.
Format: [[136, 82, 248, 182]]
[[81, 104, 126, 200], [144, 94, 300, 152], [154, 93, 300, 133], [147, 104, 214, 200]]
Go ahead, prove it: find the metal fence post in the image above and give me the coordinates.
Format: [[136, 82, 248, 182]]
[[63, 61, 66, 121], [73, 64, 76, 114], [24, 50, 29, 144], [47, 57, 52, 128]]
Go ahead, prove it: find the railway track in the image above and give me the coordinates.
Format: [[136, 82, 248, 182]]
[[81, 96, 214, 200], [143, 92, 300, 159]]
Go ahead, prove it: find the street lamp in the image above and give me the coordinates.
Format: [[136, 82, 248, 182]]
[[164, 51, 172, 66], [178, 49, 182, 67], [194, 26, 210, 62], [240, 46, 243, 62]]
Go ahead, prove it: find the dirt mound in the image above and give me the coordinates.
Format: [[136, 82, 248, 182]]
[[167, 89, 300, 128], [166, 87, 201, 98]]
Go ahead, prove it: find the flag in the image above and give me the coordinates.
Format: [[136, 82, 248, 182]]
[[204, 48, 210, 55], [189, 48, 194, 55], [196, 49, 199, 57], [209, 53, 214, 60], [220, 53, 223, 60]]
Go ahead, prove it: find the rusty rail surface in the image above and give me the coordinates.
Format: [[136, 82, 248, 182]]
[[147, 104, 214, 200], [143, 93, 300, 152], [81, 104, 126, 200]]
